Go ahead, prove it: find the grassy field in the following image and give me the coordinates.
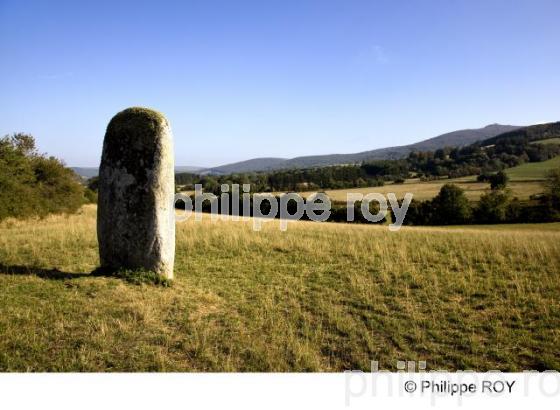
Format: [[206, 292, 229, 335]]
[[0, 205, 559, 371], [294, 177, 544, 202], [505, 156, 560, 181], [531, 138, 560, 145]]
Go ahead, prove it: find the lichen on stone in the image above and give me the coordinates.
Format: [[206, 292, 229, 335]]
[[108, 107, 168, 132], [102, 107, 168, 185]]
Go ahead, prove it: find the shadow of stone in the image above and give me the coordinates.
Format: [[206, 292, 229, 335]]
[[0, 264, 91, 280], [0, 264, 172, 286]]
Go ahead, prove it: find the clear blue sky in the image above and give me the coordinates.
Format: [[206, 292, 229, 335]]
[[1, 0, 559, 167]]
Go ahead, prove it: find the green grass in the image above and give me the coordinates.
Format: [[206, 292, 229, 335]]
[[505, 156, 560, 181], [0, 206, 559, 371], [530, 138, 560, 145], [90, 267, 173, 286]]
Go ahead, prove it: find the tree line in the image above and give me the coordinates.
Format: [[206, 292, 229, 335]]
[[403, 170, 560, 225], [175, 165, 387, 194]]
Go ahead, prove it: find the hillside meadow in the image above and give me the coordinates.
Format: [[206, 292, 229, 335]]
[[0, 205, 559, 371], [505, 155, 560, 181]]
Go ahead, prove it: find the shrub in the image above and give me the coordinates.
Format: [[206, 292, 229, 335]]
[[430, 184, 472, 225], [87, 176, 99, 192], [489, 171, 509, 190], [542, 167, 560, 217], [84, 188, 98, 204], [477, 173, 491, 182], [475, 189, 512, 223], [0, 133, 85, 220]]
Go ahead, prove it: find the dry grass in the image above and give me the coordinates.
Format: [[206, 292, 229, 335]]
[[0, 205, 559, 371], [291, 177, 544, 202]]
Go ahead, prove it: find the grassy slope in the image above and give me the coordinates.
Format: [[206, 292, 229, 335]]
[[0, 206, 559, 371], [505, 156, 560, 181], [530, 138, 560, 145]]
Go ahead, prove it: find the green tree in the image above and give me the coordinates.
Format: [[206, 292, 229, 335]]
[[489, 171, 509, 190], [431, 183, 472, 225], [543, 167, 560, 216], [32, 155, 85, 214], [0, 134, 37, 219], [475, 189, 511, 223]]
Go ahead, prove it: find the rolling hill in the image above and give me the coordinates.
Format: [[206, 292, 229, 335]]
[[203, 157, 288, 175], [482, 122, 560, 146], [209, 124, 520, 174]]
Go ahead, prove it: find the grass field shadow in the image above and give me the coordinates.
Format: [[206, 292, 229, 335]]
[[0, 264, 172, 286], [0, 263, 91, 280]]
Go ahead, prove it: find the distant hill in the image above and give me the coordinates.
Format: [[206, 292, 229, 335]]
[[408, 123, 521, 151], [481, 122, 560, 146], [71, 166, 207, 178], [175, 166, 207, 174], [209, 124, 521, 174], [71, 167, 99, 178], [207, 157, 288, 174]]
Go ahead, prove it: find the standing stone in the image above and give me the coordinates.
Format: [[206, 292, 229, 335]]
[[97, 107, 175, 279]]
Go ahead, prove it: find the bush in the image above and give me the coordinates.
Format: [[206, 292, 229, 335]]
[[542, 167, 560, 217], [87, 176, 99, 192], [401, 199, 434, 225], [430, 184, 472, 225], [477, 173, 491, 182], [489, 171, 509, 190], [0, 133, 85, 220], [475, 189, 511, 223], [84, 188, 98, 204]]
